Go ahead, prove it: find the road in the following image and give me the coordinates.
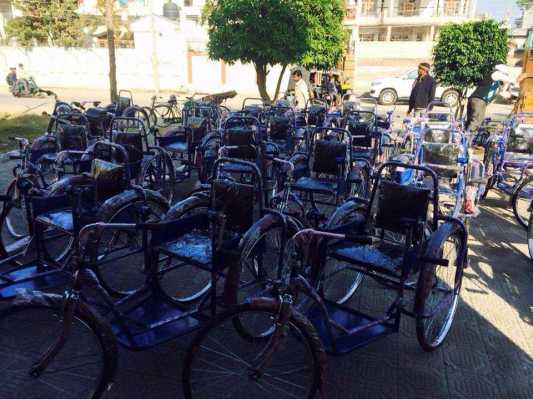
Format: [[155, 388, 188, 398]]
[[0, 92, 531, 398]]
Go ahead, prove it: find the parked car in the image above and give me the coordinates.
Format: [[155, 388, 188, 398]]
[[369, 70, 461, 107]]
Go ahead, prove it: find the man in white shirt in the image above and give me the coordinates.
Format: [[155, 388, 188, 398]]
[[292, 70, 309, 110]]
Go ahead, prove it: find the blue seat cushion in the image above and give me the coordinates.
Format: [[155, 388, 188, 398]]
[[164, 141, 188, 153], [162, 230, 212, 264], [329, 241, 404, 274], [36, 209, 73, 231], [293, 177, 337, 194], [352, 149, 374, 160]]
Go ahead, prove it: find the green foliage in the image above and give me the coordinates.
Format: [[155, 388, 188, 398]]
[[204, 0, 345, 100], [0, 114, 49, 151], [433, 20, 508, 92], [517, 0, 533, 9], [6, 0, 82, 47], [299, 0, 346, 70]]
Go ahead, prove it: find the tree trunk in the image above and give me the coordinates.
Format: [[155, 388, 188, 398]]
[[255, 62, 271, 103], [273, 64, 288, 102], [105, 0, 118, 103]]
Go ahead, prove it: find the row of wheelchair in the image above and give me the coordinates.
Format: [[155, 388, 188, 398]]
[[0, 95, 472, 398]]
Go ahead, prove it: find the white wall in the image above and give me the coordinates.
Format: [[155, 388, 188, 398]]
[[355, 40, 434, 59], [0, 46, 292, 97]]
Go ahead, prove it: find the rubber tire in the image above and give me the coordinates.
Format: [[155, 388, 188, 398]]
[[0, 294, 118, 399], [182, 301, 325, 399], [528, 211, 533, 260], [378, 89, 398, 106], [441, 89, 460, 107], [512, 176, 533, 229], [415, 222, 466, 351]]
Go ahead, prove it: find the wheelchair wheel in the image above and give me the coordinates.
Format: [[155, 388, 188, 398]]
[[527, 212, 533, 259], [0, 180, 30, 258], [183, 302, 324, 399], [415, 222, 466, 351], [123, 106, 151, 130], [156, 195, 212, 304], [0, 300, 115, 399], [512, 176, 533, 229], [93, 190, 169, 297], [140, 151, 176, 203], [321, 201, 366, 304]]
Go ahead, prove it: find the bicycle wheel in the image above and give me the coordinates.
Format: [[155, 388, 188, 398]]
[[512, 176, 533, 229], [415, 222, 466, 351], [94, 190, 168, 297], [0, 180, 30, 257], [321, 200, 366, 304], [0, 302, 113, 399], [527, 212, 533, 259], [156, 195, 212, 304], [183, 302, 324, 399], [153, 104, 174, 128]]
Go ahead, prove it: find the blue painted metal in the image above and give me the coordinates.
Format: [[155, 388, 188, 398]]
[[307, 301, 395, 354]]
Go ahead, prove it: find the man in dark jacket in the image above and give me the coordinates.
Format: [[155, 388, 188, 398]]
[[407, 62, 436, 116]]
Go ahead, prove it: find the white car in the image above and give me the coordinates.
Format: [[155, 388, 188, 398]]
[[369, 70, 461, 107]]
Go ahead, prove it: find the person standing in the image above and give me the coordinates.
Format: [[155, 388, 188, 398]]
[[407, 62, 436, 116], [292, 70, 309, 110], [465, 72, 501, 133], [16, 63, 29, 94]]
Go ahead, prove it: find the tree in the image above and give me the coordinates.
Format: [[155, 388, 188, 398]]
[[106, 0, 118, 103], [5, 0, 81, 47], [204, 0, 345, 102], [433, 20, 508, 114], [517, 0, 533, 9]]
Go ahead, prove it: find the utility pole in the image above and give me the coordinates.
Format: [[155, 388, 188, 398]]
[[106, 0, 118, 103], [149, 0, 161, 95]]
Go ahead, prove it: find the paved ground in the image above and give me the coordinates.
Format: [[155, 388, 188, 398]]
[[0, 95, 531, 398]]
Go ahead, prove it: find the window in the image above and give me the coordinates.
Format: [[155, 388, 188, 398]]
[[444, 0, 460, 16], [391, 30, 411, 41], [184, 0, 193, 7], [398, 0, 418, 17], [360, 33, 375, 42], [361, 0, 377, 16]]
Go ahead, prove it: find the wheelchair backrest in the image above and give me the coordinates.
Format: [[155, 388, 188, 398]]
[[374, 180, 430, 234], [91, 158, 127, 201], [224, 126, 257, 160], [269, 109, 293, 140], [212, 179, 255, 233], [312, 139, 347, 176], [56, 123, 88, 151], [29, 135, 58, 164], [112, 131, 144, 164], [345, 111, 376, 148], [422, 128, 453, 144], [307, 104, 327, 126]]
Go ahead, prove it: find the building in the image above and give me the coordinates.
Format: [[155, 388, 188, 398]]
[[342, 0, 478, 88]]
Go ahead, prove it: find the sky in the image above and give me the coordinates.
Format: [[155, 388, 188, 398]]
[[477, 0, 522, 21]]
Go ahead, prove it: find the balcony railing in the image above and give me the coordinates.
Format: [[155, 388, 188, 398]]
[[398, 2, 418, 17]]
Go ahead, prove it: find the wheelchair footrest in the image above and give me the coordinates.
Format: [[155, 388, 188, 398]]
[[306, 301, 396, 354], [0, 263, 71, 300], [112, 295, 201, 349]]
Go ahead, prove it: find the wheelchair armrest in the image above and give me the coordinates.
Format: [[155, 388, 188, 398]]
[[344, 234, 380, 245]]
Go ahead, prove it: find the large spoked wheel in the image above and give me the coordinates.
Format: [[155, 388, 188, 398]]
[[415, 222, 466, 351], [0, 302, 113, 399], [512, 176, 533, 229], [140, 152, 176, 203], [153, 104, 175, 128], [156, 195, 212, 304], [527, 209, 533, 260], [183, 302, 324, 399], [93, 191, 169, 297], [0, 181, 31, 257], [320, 201, 366, 304]]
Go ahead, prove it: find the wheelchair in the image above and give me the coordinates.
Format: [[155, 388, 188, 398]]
[[183, 162, 468, 399], [0, 141, 169, 300]]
